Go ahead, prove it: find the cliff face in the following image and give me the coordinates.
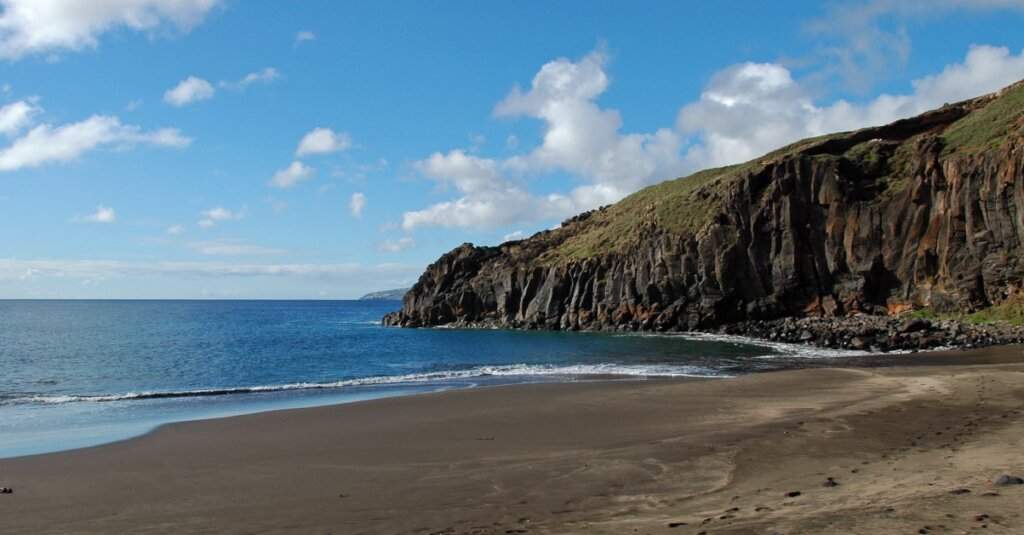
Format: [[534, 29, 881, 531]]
[[385, 81, 1024, 332]]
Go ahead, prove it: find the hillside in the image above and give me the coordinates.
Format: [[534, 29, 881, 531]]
[[385, 80, 1024, 340], [359, 288, 409, 301]]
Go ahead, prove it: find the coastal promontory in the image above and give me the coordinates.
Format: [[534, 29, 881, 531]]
[[386, 80, 1024, 349]]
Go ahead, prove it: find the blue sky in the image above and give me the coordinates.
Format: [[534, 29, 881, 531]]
[[1, 0, 1023, 299]]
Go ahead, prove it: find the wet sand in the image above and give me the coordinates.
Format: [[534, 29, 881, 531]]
[[2, 346, 1024, 534]]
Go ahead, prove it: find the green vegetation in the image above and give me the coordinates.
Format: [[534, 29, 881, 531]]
[[543, 163, 750, 261], [942, 82, 1024, 153], [875, 141, 919, 200], [911, 296, 1024, 326]]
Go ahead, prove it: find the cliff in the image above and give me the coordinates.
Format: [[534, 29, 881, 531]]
[[385, 81, 1024, 333]]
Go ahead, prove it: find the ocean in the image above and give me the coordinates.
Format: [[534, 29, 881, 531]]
[[0, 300, 864, 458]]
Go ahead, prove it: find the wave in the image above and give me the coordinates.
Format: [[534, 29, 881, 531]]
[[613, 331, 876, 358], [6, 363, 724, 406]]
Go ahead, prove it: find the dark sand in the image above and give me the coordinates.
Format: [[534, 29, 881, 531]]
[[3, 346, 1024, 534]]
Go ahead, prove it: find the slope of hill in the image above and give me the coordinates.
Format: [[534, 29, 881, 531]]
[[359, 288, 409, 301]]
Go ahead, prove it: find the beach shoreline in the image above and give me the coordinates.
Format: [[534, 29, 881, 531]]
[[2, 345, 1024, 534]]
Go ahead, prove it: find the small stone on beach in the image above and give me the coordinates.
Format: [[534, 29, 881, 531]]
[[0, 487, 11, 494], [992, 474, 1024, 486], [785, 490, 801, 498]]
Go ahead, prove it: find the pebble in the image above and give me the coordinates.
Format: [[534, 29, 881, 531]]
[[785, 490, 802, 498], [0, 487, 12, 494], [992, 474, 1024, 486], [715, 315, 1024, 352], [950, 488, 972, 495], [823, 477, 840, 487]]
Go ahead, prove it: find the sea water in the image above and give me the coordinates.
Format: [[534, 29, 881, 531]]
[[0, 300, 863, 458]]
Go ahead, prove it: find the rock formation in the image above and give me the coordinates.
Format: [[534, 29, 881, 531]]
[[385, 81, 1024, 337]]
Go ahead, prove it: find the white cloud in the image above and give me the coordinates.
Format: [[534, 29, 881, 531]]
[[495, 49, 684, 192], [295, 30, 315, 44], [502, 230, 524, 242], [0, 0, 221, 60], [402, 49, 683, 230], [402, 44, 1024, 231], [221, 67, 279, 90], [678, 44, 1024, 169], [163, 76, 214, 106], [378, 237, 414, 252], [80, 205, 115, 223], [806, 0, 1024, 91], [349, 192, 365, 217], [269, 160, 315, 188], [166, 224, 184, 235], [416, 149, 505, 195], [402, 185, 575, 230], [188, 240, 284, 256], [197, 206, 241, 228], [0, 98, 38, 135], [0, 114, 189, 172], [295, 127, 352, 156]]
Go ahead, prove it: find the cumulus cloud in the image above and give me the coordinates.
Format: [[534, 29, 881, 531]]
[[0, 98, 38, 135], [402, 44, 1024, 231], [378, 237, 415, 253], [415, 149, 504, 195], [294, 30, 315, 45], [220, 67, 279, 90], [0, 0, 221, 60], [349, 192, 365, 217], [166, 224, 184, 235], [495, 49, 684, 194], [187, 240, 285, 256], [678, 44, 1024, 169], [402, 50, 683, 230], [402, 182, 575, 230], [0, 114, 189, 172], [295, 127, 351, 156], [81, 205, 115, 223], [269, 160, 315, 188], [163, 76, 214, 106], [197, 206, 241, 228], [806, 0, 1024, 91]]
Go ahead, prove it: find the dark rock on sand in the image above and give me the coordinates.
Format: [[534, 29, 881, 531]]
[[992, 474, 1024, 486]]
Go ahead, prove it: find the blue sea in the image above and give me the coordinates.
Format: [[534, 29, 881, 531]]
[[0, 300, 863, 458]]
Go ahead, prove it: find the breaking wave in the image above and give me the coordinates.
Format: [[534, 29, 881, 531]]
[[7, 363, 724, 406]]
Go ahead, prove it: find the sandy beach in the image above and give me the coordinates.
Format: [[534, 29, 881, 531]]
[[2, 347, 1024, 534]]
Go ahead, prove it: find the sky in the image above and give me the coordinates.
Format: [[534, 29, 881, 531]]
[[1, 0, 1024, 299]]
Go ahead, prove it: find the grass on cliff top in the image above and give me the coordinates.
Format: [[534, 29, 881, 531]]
[[942, 81, 1024, 153], [542, 132, 848, 263], [912, 297, 1024, 326], [543, 163, 750, 262]]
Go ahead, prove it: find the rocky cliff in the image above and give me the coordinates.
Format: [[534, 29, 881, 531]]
[[385, 81, 1024, 334]]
